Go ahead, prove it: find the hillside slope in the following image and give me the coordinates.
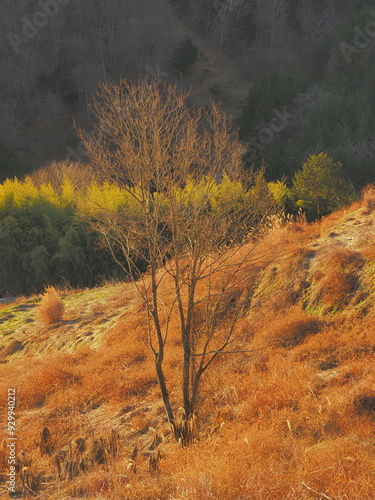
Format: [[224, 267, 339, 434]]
[[0, 195, 375, 499]]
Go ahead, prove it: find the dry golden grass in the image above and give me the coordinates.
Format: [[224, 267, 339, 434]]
[[1, 198, 375, 499], [38, 285, 65, 324], [312, 248, 364, 310], [361, 183, 375, 213]]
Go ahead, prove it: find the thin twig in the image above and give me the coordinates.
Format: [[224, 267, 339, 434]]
[[192, 343, 276, 356], [23, 483, 37, 496], [301, 481, 333, 500]]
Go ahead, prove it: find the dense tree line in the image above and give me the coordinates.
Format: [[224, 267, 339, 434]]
[[2, 0, 375, 192], [0, 177, 125, 296], [0, 171, 266, 296], [237, 1, 375, 188], [0, 148, 356, 297]]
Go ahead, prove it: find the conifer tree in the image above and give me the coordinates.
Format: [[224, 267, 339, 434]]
[[292, 152, 356, 219]]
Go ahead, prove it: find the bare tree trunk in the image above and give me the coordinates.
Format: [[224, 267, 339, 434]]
[[79, 79, 278, 445]]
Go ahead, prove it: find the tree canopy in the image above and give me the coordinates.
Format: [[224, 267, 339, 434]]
[[292, 152, 356, 219]]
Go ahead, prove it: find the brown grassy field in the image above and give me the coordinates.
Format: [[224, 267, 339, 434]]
[[0, 192, 374, 499]]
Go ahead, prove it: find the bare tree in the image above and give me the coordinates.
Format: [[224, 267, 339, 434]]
[[79, 79, 277, 444]]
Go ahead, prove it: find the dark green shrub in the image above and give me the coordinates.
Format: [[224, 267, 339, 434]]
[[0, 202, 124, 296], [169, 38, 199, 75]]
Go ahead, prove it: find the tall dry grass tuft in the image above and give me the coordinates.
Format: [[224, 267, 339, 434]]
[[361, 184, 375, 213], [38, 286, 65, 325], [307, 248, 364, 312]]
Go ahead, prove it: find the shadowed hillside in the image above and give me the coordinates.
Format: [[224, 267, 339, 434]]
[[2, 1, 375, 190]]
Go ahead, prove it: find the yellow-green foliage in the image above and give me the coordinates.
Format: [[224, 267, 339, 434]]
[[84, 182, 134, 214], [0, 177, 75, 210], [0, 174, 270, 219], [172, 175, 246, 211], [0, 173, 256, 296], [268, 180, 290, 207], [0, 177, 137, 214], [61, 177, 77, 205], [209, 174, 246, 210], [0, 178, 44, 208], [0, 178, 128, 296]]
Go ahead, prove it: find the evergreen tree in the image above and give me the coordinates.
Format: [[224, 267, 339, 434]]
[[292, 152, 356, 219], [169, 37, 199, 75]]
